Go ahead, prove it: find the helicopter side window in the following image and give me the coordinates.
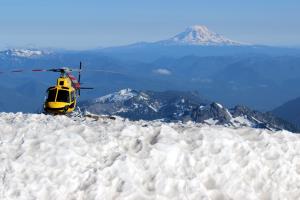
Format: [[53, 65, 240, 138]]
[[47, 89, 57, 102], [56, 90, 70, 103]]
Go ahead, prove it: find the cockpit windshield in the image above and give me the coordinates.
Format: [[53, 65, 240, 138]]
[[47, 89, 57, 102], [56, 90, 70, 103]]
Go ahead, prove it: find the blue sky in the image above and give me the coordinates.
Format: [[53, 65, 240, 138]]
[[0, 0, 299, 49]]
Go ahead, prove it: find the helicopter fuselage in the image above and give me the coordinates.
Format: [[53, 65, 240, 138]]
[[44, 76, 77, 114]]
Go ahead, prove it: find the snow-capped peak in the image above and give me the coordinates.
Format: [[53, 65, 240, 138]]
[[93, 88, 138, 103], [159, 25, 243, 46], [2, 49, 47, 58]]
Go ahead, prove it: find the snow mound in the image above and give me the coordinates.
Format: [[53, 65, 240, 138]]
[[0, 112, 300, 199]]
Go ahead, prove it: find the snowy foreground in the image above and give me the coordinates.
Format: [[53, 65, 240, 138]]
[[1, 113, 300, 200]]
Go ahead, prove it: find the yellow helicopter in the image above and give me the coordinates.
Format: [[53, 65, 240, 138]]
[[1, 62, 123, 115], [34, 62, 93, 114], [1, 62, 94, 114]]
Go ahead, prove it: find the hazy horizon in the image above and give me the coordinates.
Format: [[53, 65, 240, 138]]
[[0, 0, 299, 50]]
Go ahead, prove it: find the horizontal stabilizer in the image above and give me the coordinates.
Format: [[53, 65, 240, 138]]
[[80, 87, 94, 90]]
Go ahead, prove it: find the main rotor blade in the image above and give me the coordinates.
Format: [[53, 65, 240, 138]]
[[0, 69, 25, 73], [11, 69, 24, 73], [32, 69, 49, 72], [0, 66, 125, 75], [88, 69, 123, 74], [77, 69, 125, 75]]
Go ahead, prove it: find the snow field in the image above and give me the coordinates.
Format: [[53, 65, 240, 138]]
[[0, 113, 300, 199]]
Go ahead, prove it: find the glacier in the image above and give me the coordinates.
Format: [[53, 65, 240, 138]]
[[0, 112, 300, 199]]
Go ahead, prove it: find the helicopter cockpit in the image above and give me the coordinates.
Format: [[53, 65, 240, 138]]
[[47, 88, 70, 103]]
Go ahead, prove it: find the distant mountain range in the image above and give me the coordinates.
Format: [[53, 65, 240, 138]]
[[79, 89, 297, 132], [99, 25, 299, 62], [1, 25, 300, 113]]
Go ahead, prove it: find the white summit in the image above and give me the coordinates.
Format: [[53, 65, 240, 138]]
[[159, 25, 242, 46], [2, 49, 47, 58]]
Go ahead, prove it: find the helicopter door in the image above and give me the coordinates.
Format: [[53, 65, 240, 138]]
[[56, 90, 70, 103]]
